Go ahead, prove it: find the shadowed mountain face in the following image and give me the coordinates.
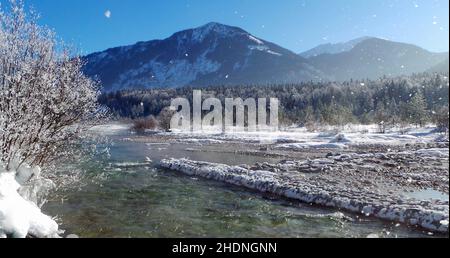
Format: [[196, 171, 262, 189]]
[[83, 22, 325, 91], [307, 38, 448, 81], [83, 23, 448, 91]]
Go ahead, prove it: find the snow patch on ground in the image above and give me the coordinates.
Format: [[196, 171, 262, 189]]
[[162, 124, 446, 149], [276, 142, 347, 150], [90, 123, 131, 135], [0, 164, 59, 238]]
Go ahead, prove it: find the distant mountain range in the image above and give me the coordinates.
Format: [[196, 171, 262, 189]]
[[299, 37, 372, 58], [83, 22, 449, 91], [307, 38, 448, 81]]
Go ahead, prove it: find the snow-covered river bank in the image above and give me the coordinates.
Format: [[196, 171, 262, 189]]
[[42, 123, 448, 237]]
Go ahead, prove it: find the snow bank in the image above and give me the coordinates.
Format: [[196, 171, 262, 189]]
[[275, 142, 347, 150], [162, 124, 445, 148], [160, 158, 449, 233], [0, 164, 59, 238]]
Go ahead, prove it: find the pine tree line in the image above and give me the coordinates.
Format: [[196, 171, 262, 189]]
[[99, 72, 449, 130]]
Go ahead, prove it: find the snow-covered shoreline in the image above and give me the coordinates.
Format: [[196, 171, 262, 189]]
[[2, 122, 445, 237], [160, 124, 448, 149], [160, 155, 449, 233], [0, 164, 60, 238]]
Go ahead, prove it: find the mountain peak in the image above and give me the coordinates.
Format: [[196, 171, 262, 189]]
[[83, 25, 446, 92], [83, 22, 323, 91], [198, 22, 230, 29], [188, 22, 246, 42], [300, 36, 374, 58], [195, 22, 243, 31]]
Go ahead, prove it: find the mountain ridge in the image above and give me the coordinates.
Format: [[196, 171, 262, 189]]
[[307, 37, 448, 81], [299, 36, 373, 58], [83, 22, 448, 91], [83, 22, 326, 91]]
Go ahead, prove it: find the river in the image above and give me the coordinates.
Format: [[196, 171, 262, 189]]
[[42, 126, 438, 238]]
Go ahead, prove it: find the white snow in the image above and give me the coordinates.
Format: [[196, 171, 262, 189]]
[[276, 142, 347, 150], [104, 10, 111, 19], [248, 45, 269, 51], [0, 164, 60, 238], [191, 22, 242, 42], [248, 35, 264, 45], [159, 124, 447, 148], [248, 45, 283, 56], [89, 123, 131, 135], [266, 50, 283, 56]]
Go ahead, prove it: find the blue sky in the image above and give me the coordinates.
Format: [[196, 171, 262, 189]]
[[4, 0, 448, 54]]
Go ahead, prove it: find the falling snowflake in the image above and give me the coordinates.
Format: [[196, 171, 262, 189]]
[[104, 10, 112, 19]]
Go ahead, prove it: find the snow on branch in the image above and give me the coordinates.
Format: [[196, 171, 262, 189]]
[[0, 0, 106, 238], [0, 0, 103, 172]]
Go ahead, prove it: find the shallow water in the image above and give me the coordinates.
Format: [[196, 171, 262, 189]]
[[404, 188, 449, 202], [43, 131, 441, 238]]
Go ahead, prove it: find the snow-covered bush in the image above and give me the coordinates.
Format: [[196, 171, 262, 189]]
[[0, 1, 101, 170], [0, 1, 103, 237]]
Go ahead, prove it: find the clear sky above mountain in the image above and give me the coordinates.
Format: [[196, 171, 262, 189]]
[[6, 0, 449, 54]]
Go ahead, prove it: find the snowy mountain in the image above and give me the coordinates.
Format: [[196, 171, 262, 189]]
[[83, 22, 326, 91], [83, 23, 448, 91], [307, 38, 448, 81], [299, 37, 372, 58]]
